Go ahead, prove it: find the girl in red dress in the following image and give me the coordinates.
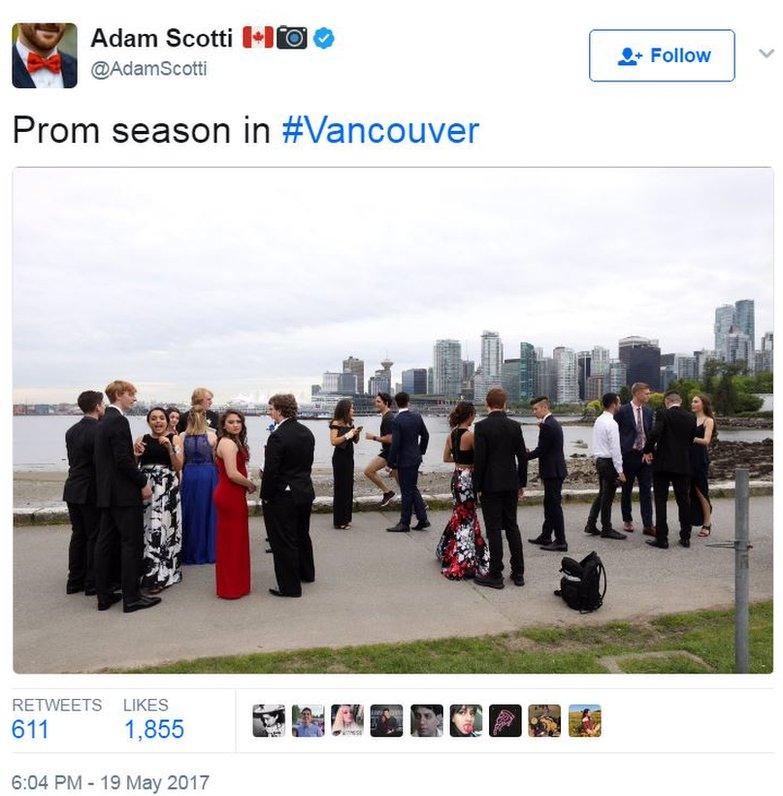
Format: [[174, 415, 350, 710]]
[[214, 410, 256, 599]]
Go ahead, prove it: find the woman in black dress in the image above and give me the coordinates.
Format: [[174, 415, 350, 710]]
[[329, 398, 362, 529], [690, 393, 716, 537]]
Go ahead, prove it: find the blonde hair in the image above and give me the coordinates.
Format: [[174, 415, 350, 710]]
[[105, 380, 136, 403], [190, 387, 214, 406], [186, 404, 208, 435]]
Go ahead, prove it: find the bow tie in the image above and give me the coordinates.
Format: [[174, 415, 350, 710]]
[[27, 51, 61, 74]]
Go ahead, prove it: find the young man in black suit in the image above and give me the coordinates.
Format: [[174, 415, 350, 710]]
[[615, 382, 655, 535], [386, 392, 430, 532], [176, 387, 219, 433], [261, 394, 316, 597], [527, 396, 569, 551], [63, 390, 105, 595], [472, 387, 528, 589], [93, 380, 160, 613], [12, 24, 77, 88], [643, 391, 698, 549]]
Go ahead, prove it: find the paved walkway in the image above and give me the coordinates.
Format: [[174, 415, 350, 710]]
[[13, 496, 773, 673]]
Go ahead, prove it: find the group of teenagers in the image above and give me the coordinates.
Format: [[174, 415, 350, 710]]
[[61, 378, 716, 612]]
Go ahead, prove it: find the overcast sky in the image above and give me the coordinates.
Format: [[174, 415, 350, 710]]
[[13, 168, 772, 404]]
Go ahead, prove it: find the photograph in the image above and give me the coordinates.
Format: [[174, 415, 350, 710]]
[[12, 168, 773, 675], [410, 705, 443, 737], [331, 704, 364, 736], [528, 705, 562, 737], [11, 23, 77, 88], [291, 705, 324, 738], [488, 704, 522, 737], [569, 704, 602, 738], [450, 705, 483, 737], [252, 704, 285, 738], [370, 705, 403, 737]]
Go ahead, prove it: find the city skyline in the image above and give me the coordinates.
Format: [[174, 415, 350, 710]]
[[13, 168, 772, 403]]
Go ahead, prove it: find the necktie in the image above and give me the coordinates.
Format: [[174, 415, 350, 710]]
[[634, 406, 645, 450], [27, 51, 61, 74]]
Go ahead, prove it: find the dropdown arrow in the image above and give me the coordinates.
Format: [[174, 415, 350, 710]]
[[759, 48, 775, 58]]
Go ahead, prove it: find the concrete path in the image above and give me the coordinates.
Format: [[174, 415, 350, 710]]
[[13, 496, 773, 673]]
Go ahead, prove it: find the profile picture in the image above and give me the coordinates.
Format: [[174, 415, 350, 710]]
[[488, 704, 522, 737], [410, 704, 443, 737], [291, 705, 324, 737], [569, 704, 602, 738], [528, 705, 561, 737], [12, 23, 77, 88], [252, 704, 285, 738], [331, 704, 364, 736], [370, 705, 403, 737], [449, 704, 483, 737]]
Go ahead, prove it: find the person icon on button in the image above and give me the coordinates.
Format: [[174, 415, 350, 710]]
[[617, 47, 638, 66]]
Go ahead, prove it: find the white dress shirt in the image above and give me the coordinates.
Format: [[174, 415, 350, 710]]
[[592, 411, 623, 474], [16, 39, 65, 89]]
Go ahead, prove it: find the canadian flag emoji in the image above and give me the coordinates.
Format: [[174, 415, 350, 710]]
[[243, 26, 273, 48]]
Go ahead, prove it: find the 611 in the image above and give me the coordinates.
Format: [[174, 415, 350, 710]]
[[11, 719, 48, 739]]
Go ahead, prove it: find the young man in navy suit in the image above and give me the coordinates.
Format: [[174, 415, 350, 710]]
[[386, 392, 430, 532], [12, 23, 77, 88], [615, 382, 655, 535], [527, 396, 569, 551]]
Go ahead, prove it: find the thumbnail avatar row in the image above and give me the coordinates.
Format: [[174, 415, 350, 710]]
[[253, 704, 602, 739]]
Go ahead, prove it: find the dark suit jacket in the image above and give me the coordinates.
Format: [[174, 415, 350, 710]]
[[643, 405, 697, 475], [94, 406, 147, 508], [62, 416, 99, 504], [176, 409, 219, 434], [387, 410, 429, 469], [615, 401, 654, 455], [473, 411, 528, 493], [527, 415, 567, 479], [260, 418, 315, 504], [12, 46, 77, 88]]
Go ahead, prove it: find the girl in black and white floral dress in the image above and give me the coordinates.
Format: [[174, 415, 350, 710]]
[[135, 407, 184, 592]]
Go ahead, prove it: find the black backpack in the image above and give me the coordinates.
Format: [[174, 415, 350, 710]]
[[554, 551, 606, 613]]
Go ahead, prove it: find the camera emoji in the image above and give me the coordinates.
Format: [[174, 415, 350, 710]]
[[277, 26, 307, 49]]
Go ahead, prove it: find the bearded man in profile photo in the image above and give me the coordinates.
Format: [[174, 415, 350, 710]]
[[12, 23, 77, 88]]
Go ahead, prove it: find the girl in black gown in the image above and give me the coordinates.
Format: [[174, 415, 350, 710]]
[[690, 393, 716, 537], [329, 399, 362, 529]]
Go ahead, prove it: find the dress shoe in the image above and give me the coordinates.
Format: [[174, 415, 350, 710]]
[[511, 574, 525, 587], [540, 542, 568, 552], [583, 526, 600, 536], [474, 575, 504, 590], [123, 595, 162, 613], [66, 583, 84, 595], [413, 520, 431, 531], [528, 535, 550, 545], [646, 539, 669, 549], [386, 523, 410, 532], [268, 588, 301, 598], [97, 593, 122, 611], [623, 521, 635, 533], [642, 526, 657, 537], [679, 537, 691, 548], [600, 529, 627, 540]]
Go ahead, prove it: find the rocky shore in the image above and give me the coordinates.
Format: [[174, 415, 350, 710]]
[[13, 439, 773, 509]]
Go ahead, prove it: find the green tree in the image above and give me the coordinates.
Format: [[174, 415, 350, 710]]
[[666, 378, 703, 407], [648, 392, 665, 412], [618, 386, 632, 405]]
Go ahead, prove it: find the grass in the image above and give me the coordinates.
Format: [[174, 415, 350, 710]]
[[120, 600, 773, 675]]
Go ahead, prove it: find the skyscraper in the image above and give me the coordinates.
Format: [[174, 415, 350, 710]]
[[342, 356, 365, 395], [608, 360, 627, 393], [734, 299, 755, 349], [402, 368, 427, 395], [577, 350, 592, 401], [714, 304, 736, 359], [591, 345, 610, 378], [501, 358, 521, 402], [337, 372, 358, 395], [322, 372, 341, 393], [519, 342, 537, 401], [536, 357, 557, 399], [475, 330, 503, 398], [433, 339, 462, 397], [757, 331, 773, 372], [725, 325, 753, 372], [553, 346, 578, 404]]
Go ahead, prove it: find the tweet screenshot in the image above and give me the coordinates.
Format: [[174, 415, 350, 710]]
[[2, 0, 780, 792]]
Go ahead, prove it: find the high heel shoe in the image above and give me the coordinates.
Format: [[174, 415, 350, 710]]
[[698, 524, 712, 538]]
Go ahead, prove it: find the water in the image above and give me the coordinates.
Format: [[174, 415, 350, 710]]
[[13, 414, 773, 473]]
